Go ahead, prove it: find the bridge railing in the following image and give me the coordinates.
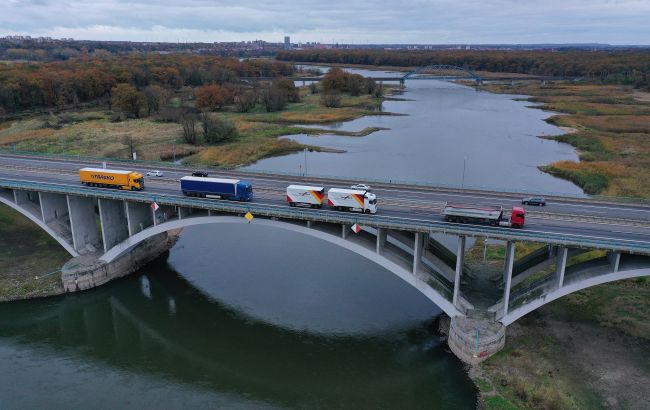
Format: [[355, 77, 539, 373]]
[[3, 148, 650, 205], [2, 178, 650, 255]]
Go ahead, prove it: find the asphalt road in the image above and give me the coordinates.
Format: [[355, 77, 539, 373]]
[[1, 153, 650, 246]]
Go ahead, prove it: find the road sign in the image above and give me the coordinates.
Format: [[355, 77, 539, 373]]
[[151, 202, 159, 211], [244, 212, 254, 222], [351, 223, 361, 234]]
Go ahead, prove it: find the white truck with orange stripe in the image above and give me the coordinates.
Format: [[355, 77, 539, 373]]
[[327, 188, 378, 214], [286, 185, 326, 208]]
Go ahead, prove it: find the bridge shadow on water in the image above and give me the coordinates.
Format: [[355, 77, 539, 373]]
[[0, 244, 478, 408]]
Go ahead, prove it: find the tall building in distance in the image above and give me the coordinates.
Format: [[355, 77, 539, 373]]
[[284, 36, 290, 50]]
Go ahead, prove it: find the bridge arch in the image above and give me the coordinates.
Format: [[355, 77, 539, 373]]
[[0, 193, 78, 257], [100, 215, 462, 318], [403, 64, 481, 82], [501, 265, 650, 325]]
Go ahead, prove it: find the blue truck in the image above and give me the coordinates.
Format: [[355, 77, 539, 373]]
[[180, 176, 253, 201]]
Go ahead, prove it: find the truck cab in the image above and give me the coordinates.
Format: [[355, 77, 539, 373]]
[[365, 192, 378, 214], [236, 181, 253, 201], [502, 206, 525, 228], [130, 173, 144, 190]]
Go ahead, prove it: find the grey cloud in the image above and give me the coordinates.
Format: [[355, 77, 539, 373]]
[[1, 0, 648, 43]]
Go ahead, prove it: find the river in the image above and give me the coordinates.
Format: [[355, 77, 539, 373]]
[[0, 66, 584, 408], [246, 66, 584, 196]]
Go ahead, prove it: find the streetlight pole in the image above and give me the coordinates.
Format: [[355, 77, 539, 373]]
[[461, 156, 467, 189], [304, 148, 308, 176]]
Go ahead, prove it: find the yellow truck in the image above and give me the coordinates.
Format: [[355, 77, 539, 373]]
[[79, 167, 145, 191]]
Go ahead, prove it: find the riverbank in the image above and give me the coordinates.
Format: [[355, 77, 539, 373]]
[[463, 239, 650, 410], [0, 204, 69, 302], [0, 87, 398, 168], [476, 81, 650, 198]]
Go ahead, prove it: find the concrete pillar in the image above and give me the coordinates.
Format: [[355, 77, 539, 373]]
[[39, 192, 69, 224], [413, 232, 424, 274], [502, 241, 515, 317], [453, 236, 466, 308], [342, 224, 348, 239], [98, 198, 129, 253], [207, 210, 212, 216], [607, 252, 621, 273], [125, 201, 153, 236], [376, 228, 387, 254], [67, 195, 100, 253], [555, 247, 568, 289], [306, 220, 312, 229]]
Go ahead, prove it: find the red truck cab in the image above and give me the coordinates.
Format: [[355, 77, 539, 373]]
[[509, 206, 526, 228]]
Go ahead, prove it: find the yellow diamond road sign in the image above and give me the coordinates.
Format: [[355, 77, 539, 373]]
[[244, 212, 254, 222]]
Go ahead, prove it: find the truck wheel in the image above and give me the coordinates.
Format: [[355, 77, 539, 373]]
[[289, 202, 296, 207], [364, 209, 371, 214]]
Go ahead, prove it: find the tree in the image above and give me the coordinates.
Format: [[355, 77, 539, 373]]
[[143, 85, 168, 116], [234, 89, 257, 113], [274, 78, 300, 102], [122, 135, 137, 159], [260, 84, 287, 112], [201, 113, 238, 143], [180, 111, 198, 145], [320, 91, 342, 108], [111, 83, 146, 118], [195, 84, 233, 111]]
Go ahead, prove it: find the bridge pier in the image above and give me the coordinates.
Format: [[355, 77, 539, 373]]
[[555, 247, 568, 289], [502, 241, 515, 317], [67, 195, 101, 253], [39, 192, 69, 225], [376, 227, 387, 254], [412, 232, 425, 274], [453, 236, 465, 308], [125, 201, 154, 236], [62, 232, 173, 292], [98, 198, 129, 253]]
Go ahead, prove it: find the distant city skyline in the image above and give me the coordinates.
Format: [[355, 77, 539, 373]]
[[1, 0, 649, 45]]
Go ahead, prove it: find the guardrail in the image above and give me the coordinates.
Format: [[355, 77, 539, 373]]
[[2, 178, 650, 255], [2, 149, 650, 206]]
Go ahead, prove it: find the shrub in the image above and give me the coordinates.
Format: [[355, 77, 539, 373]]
[[202, 114, 238, 144]]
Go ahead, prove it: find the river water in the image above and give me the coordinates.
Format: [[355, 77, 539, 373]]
[[246, 66, 583, 196], [0, 67, 584, 408]]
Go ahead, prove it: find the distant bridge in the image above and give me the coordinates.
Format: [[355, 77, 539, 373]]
[[248, 64, 563, 85]]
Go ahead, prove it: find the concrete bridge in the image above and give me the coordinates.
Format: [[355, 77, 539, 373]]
[[1, 153, 650, 363]]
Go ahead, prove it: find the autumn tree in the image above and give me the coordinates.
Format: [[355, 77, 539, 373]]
[[195, 84, 233, 111], [274, 78, 300, 102], [111, 83, 146, 118]]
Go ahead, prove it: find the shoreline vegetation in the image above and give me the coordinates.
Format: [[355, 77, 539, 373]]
[[474, 81, 650, 198]]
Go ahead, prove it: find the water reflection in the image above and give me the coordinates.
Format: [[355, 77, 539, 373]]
[[0, 225, 477, 409]]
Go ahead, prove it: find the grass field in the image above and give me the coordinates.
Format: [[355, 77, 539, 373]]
[[0, 204, 69, 301], [480, 82, 650, 198], [0, 88, 392, 167]]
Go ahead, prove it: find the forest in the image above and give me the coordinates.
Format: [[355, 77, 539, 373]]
[[277, 49, 650, 89], [0, 54, 293, 113]]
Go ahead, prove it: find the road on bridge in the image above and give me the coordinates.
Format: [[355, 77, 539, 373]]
[[1, 153, 650, 247]]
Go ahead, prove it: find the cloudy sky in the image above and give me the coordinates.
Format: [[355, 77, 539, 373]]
[[2, 0, 649, 44]]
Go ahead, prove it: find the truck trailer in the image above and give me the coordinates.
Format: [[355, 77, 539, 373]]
[[327, 188, 377, 214], [442, 203, 525, 228], [180, 176, 253, 201], [286, 185, 326, 208], [79, 168, 144, 191]]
